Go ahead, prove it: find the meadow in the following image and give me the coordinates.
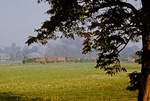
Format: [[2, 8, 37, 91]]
[[0, 62, 141, 101]]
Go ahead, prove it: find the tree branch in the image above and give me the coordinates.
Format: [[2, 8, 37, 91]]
[[118, 34, 133, 53], [91, 1, 138, 15]]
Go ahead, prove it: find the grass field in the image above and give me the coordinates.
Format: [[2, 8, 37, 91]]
[[0, 62, 141, 101]]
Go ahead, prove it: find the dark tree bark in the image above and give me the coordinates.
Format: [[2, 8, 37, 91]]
[[139, 0, 150, 101]]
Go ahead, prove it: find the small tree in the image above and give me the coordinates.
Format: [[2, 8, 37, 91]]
[[26, 0, 150, 100]]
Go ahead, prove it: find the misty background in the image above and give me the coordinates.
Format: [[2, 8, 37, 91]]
[[0, 0, 142, 62]]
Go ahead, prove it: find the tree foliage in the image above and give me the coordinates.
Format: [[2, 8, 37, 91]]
[[26, 0, 142, 75]]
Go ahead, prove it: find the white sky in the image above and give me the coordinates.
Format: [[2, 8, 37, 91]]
[[0, 0, 49, 47]]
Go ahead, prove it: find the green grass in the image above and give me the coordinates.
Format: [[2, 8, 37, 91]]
[[0, 62, 140, 101]]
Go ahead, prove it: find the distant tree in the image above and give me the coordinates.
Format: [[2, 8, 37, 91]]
[[42, 38, 85, 58], [120, 45, 140, 58], [16, 51, 24, 60], [22, 46, 39, 57], [129, 50, 142, 64], [0, 48, 4, 53], [26, 0, 150, 100], [4, 43, 21, 61]]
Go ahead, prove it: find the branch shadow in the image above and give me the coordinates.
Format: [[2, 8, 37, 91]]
[[0, 92, 43, 101]]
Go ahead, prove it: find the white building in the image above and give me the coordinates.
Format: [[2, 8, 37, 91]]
[[0, 53, 10, 61]]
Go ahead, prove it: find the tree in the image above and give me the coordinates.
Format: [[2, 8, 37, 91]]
[[4, 43, 21, 61], [26, 0, 150, 100]]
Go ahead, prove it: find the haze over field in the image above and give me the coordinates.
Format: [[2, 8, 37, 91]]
[[0, 0, 142, 62]]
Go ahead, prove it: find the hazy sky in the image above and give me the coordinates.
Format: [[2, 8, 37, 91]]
[[0, 0, 49, 47], [0, 0, 142, 47]]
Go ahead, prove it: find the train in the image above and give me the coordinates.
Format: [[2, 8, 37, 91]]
[[23, 56, 97, 64]]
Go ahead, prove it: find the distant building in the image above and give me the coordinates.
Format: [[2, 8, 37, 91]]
[[56, 57, 66, 62], [0, 53, 10, 61], [34, 57, 46, 63], [88, 56, 97, 62]]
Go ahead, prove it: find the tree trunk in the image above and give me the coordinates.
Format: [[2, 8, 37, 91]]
[[139, 57, 150, 101], [138, 0, 150, 101], [139, 40, 150, 101]]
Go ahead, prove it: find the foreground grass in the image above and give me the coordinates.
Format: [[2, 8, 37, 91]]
[[0, 62, 140, 101]]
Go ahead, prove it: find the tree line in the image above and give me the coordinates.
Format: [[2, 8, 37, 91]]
[[0, 42, 140, 62]]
